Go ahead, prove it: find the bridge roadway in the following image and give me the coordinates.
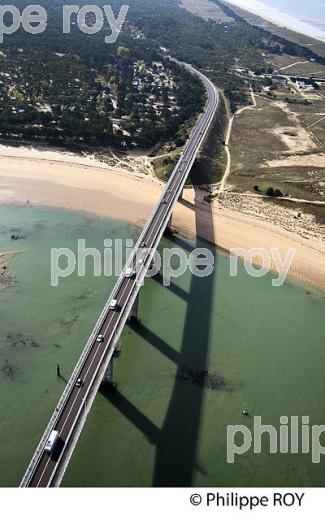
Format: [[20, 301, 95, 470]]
[[20, 61, 219, 487]]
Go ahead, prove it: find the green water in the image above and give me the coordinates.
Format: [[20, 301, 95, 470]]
[[0, 205, 324, 487]]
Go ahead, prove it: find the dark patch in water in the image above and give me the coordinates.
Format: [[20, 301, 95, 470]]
[[59, 314, 79, 329], [10, 231, 26, 241], [76, 289, 94, 301], [177, 368, 228, 391], [5, 333, 41, 349], [0, 359, 17, 379], [30, 339, 41, 349], [0, 255, 16, 288]]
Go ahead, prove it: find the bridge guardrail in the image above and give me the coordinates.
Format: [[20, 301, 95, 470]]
[[20, 61, 218, 487]]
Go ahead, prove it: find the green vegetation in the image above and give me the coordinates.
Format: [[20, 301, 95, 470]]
[[0, 0, 205, 150], [228, 85, 325, 225], [126, 0, 325, 114], [190, 94, 228, 185], [213, 0, 325, 65], [265, 187, 283, 198], [152, 152, 180, 182], [2, 0, 325, 169]]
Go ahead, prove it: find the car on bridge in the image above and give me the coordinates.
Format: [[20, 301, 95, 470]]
[[44, 430, 59, 453], [109, 298, 118, 310], [125, 267, 136, 279], [20, 60, 220, 489]]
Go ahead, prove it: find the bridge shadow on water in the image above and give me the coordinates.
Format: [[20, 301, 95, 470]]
[[100, 385, 160, 445], [151, 186, 217, 486], [100, 184, 218, 486]]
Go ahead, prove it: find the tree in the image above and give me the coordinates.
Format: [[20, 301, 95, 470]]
[[117, 46, 130, 58], [266, 187, 283, 197]]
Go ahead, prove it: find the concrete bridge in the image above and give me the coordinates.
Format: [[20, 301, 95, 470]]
[[20, 61, 219, 487]]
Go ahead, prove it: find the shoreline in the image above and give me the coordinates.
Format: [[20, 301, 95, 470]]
[[225, 0, 325, 42], [0, 148, 324, 291]]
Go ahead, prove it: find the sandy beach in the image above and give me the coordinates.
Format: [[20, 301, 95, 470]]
[[226, 0, 325, 42], [0, 145, 324, 290]]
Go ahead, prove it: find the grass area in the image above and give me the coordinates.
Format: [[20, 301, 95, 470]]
[[230, 95, 290, 167], [151, 151, 181, 182], [231, 166, 325, 200], [271, 198, 325, 226], [267, 53, 325, 77], [267, 53, 301, 70], [228, 91, 325, 212], [290, 91, 325, 144], [285, 62, 325, 77]]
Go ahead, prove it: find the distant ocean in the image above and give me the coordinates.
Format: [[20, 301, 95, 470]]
[[226, 0, 325, 41]]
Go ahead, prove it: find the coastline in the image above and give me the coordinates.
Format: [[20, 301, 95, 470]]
[[0, 147, 324, 291], [225, 0, 325, 42]]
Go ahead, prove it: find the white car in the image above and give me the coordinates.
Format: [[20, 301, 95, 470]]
[[109, 298, 118, 310], [76, 378, 83, 387], [97, 334, 104, 343], [125, 267, 135, 279]]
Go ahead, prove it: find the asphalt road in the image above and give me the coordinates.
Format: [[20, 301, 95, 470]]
[[22, 63, 219, 487]]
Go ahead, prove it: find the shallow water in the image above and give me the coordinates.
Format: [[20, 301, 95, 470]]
[[0, 205, 138, 486], [0, 205, 324, 486]]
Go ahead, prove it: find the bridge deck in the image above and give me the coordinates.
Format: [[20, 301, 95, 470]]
[[20, 61, 219, 487]]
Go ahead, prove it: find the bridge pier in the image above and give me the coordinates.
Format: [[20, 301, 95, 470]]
[[129, 293, 139, 322], [165, 213, 173, 235], [105, 358, 114, 383], [179, 188, 184, 200], [104, 345, 121, 384]]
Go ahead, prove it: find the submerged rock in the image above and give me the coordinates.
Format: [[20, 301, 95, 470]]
[[178, 368, 227, 390], [6, 332, 40, 349], [9, 227, 26, 241], [0, 359, 17, 379]]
